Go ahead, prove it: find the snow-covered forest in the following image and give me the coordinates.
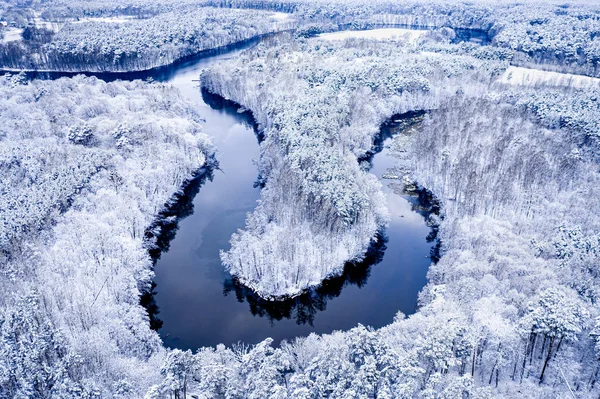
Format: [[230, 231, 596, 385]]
[[2, 0, 600, 398], [0, 6, 294, 72], [0, 74, 213, 396], [201, 36, 502, 297], [205, 0, 600, 76], [198, 23, 600, 399]]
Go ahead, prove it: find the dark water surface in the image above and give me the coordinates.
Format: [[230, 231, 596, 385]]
[[151, 93, 436, 350]]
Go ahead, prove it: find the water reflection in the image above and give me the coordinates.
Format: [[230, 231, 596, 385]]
[[143, 168, 216, 331], [223, 233, 388, 326], [144, 93, 439, 348], [2, 34, 271, 83], [200, 88, 261, 139], [146, 168, 216, 262], [7, 27, 446, 349]]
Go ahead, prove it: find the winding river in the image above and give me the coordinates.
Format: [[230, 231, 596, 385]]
[[9, 26, 488, 350], [149, 91, 437, 349], [140, 50, 438, 349]]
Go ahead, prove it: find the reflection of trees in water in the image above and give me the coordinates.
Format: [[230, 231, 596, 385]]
[[400, 178, 442, 261], [13, 35, 268, 83], [221, 108, 443, 327], [140, 281, 163, 330], [146, 168, 215, 261], [375, 109, 442, 260], [140, 96, 442, 332], [142, 167, 215, 330], [141, 90, 260, 332], [358, 110, 427, 167], [201, 88, 261, 138], [222, 233, 388, 326], [201, 88, 268, 189]]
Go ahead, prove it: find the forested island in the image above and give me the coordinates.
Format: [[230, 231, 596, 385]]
[[1, 0, 600, 398]]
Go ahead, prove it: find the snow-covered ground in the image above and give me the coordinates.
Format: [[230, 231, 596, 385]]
[[270, 12, 292, 21], [318, 28, 427, 43], [498, 66, 600, 89], [0, 17, 132, 44], [1, 28, 23, 43], [32, 10, 61, 32], [70, 16, 137, 24]]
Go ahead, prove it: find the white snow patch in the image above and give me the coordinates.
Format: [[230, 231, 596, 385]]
[[32, 10, 60, 32], [270, 12, 292, 21], [70, 16, 136, 24], [498, 66, 600, 89], [1, 28, 23, 43], [318, 28, 427, 43]]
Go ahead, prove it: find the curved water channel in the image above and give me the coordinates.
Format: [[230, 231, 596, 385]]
[[8, 26, 490, 349], [140, 45, 438, 350], [149, 92, 437, 349]]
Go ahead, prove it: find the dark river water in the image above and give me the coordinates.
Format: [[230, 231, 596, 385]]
[[150, 89, 436, 350], [140, 51, 437, 349], [9, 28, 457, 350]]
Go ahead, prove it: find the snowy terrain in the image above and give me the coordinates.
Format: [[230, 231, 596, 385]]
[[498, 66, 600, 89], [201, 37, 499, 297], [1, 0, 600, 398], [69, 16, 136, 24], [0, 28, 22, 43], [0, 8, 295, 72], [0, 74, 213, 397], [318, 28, 427, 43]]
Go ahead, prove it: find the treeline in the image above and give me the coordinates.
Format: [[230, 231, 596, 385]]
[[406, 89, 600, 396], [0, 7, 295, 72], [2, 2, 600, 398], [0, 74, 213, 397], [6, 0, 600, 76]]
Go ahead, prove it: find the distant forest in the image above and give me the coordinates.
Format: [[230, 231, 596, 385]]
[[1, 1, 600, 398]]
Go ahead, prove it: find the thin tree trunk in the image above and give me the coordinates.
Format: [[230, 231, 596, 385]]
[[589, 363, 600, 389], [539, 336, 556, 384], [539, 335, 547, 358], [553, 336, 564, 358], [529, 333, 537, 365], [496, 368, 500, 387], [489, 363, 496, 385], [471, 345, 477, 377], [521, 332, 534, 383], [511, 355, 518, 381], [489, 343, 501, 385]]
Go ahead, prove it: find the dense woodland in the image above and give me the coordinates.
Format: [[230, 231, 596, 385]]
[[0, 7, 294, 72], [194, 32, 600, 398], [1, 0, 600, 398], [0, 74, 213, 397], [2, 0, 600, 74], [213, 0, 600, 77]]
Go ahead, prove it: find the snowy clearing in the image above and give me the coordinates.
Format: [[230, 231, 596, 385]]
[[70, 16, 138, 24], [318, 28, 427, 43], [270, 12, 293, 21], [498, 66, 600, 89], [1, 28, 23, 43]]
